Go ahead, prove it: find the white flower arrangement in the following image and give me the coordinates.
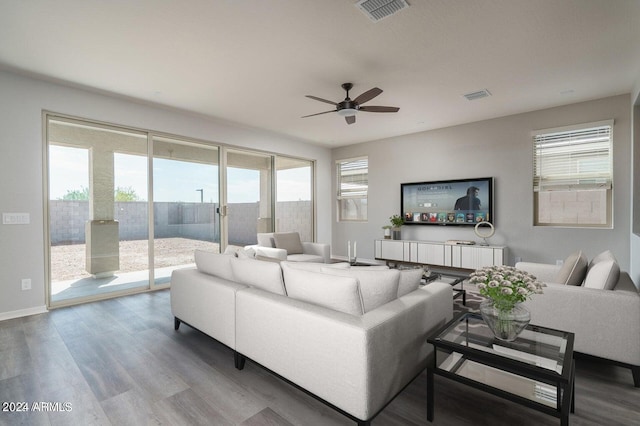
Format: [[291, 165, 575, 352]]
[[469, 265, 545, 311]]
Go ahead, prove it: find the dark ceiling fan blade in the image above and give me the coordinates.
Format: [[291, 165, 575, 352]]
[[305, 95, 338, 105], [359, 105, 400, 113], [301, 110, 336, 118], [353, 87, 382, 105], [345, 115, 356, 125]]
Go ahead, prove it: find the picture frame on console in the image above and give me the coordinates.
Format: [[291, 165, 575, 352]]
[[400, 177, 494, 227]]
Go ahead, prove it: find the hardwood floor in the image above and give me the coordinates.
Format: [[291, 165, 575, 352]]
[[1, 290, 638, 425]]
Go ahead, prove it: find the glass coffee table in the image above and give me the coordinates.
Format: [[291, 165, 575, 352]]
[[427, 313, 575, 425], [423, 271, 467, 305]]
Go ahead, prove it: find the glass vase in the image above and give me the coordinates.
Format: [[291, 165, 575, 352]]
[[479, 300, 530, 342]]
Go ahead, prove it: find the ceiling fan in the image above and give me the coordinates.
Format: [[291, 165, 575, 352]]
[[302, 83, 400, 125]]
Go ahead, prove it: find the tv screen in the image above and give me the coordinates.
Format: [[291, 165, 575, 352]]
[[400, 177, 493, 226]]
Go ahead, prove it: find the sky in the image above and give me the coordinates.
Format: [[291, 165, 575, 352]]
[[49, 145, 311, 203]]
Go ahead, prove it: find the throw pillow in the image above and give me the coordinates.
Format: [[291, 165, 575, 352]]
[[273, 232, 304, 255], [321, 268, 400, 312], [194, 250, 235, 281], [588, 250, 615, 268], [281, 264, 364, 315], [583, 251, 620, 290], [554, 250, 588, 286], [257, 233, 276, 248], [398, 268, 423, 297], [230, 257, 286, 295]]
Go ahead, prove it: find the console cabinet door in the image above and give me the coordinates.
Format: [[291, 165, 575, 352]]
[[377, 240, 405, 261], [451, 246, 504, 269], [416, 243, 445, 266]]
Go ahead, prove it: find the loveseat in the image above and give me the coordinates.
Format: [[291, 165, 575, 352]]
[[247, 232, 330, 263], [170, 250, 453, 425], [518, 250, 640, 387]]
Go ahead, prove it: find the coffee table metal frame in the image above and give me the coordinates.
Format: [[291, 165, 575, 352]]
[[427, 313, 575, 425]]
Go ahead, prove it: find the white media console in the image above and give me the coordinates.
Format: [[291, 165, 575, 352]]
[[374, 239, 507, 270]]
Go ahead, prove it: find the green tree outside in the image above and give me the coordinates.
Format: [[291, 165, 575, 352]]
[[60, 186, 140, 201]]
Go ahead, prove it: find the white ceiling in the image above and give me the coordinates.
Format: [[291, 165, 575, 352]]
[[1, 0, 640, 147]]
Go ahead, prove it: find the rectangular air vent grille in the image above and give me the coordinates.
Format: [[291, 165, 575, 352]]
[[463, 89, 492, 101], [356, 0, 409, 22]]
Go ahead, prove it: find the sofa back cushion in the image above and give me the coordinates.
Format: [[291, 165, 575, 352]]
[[231, 257, 287, 295], [583, 250, 620, 290], [281, 264, 364, 315], [194, 250, 235, 281], [280, 261, 350, 273], [398, 268, 423, 297], [321, 268, 400, 312], [555, 250, 588, 286]]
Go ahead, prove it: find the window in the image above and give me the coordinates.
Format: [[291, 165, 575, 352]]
[[533, 120, 613, 227], [337, 157, 368, 221]]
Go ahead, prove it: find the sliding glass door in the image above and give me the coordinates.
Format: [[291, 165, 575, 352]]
[[47, 118, 149, 304], [152, 136, 220, 285], [275, 156, 314, 241], [224, 149, 273, 246], [46, 114, 315, 308]]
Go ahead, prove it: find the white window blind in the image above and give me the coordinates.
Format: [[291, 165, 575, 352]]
[[338, 158, 368, 199], [337, 157, 368, 221], [533, 121, 613, 191]]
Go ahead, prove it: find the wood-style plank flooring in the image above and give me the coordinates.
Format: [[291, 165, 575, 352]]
[[1, 290, 638, 425]]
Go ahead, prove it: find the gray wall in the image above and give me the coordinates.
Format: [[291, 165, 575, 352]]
[[332, 94, 632, 273], [631, 74, 640, 285], [0, 69, 331, 318]]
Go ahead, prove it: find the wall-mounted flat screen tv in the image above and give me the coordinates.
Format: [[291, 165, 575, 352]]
[[400, 177, 494, 226]]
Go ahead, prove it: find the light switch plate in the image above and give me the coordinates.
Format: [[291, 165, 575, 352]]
[[2, 213, 30, 225]]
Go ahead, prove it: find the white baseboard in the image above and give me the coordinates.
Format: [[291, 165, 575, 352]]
[[0, 305, 48, 321]]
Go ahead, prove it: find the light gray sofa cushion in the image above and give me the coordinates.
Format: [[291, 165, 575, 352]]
[[281, 265, 364, 315], [230, 257, 287, 295], [194, 250, 235, 281], [286, 253, 325, 263], [321, 268, 400, 312], [555, 250, 588, 286], [281, 261, 349, 272], [273, 232, 304, 255], [398, 268, 423, 297], [583, 250, 620, 290]]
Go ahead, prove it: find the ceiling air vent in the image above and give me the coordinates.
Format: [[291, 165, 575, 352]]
[[356, 0, 410, 22], [463, 89, 492, 101]]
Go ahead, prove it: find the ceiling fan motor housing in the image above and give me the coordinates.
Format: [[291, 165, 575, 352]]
[[338, 100, 359, 112]]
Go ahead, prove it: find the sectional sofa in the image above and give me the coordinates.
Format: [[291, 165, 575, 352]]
[[170, 250, 453, 425]]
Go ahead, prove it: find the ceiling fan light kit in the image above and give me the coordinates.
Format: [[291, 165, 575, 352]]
[[337, 108, 357, 117], [303, 82, 399, 125]]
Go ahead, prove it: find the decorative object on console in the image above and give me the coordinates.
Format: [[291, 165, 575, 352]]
[[470, 265, 545, 341], [347, 240, 358, 265], [389, 214, 404, 240], [382, 225, 392, 239], [474, 221, 495, 246]]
